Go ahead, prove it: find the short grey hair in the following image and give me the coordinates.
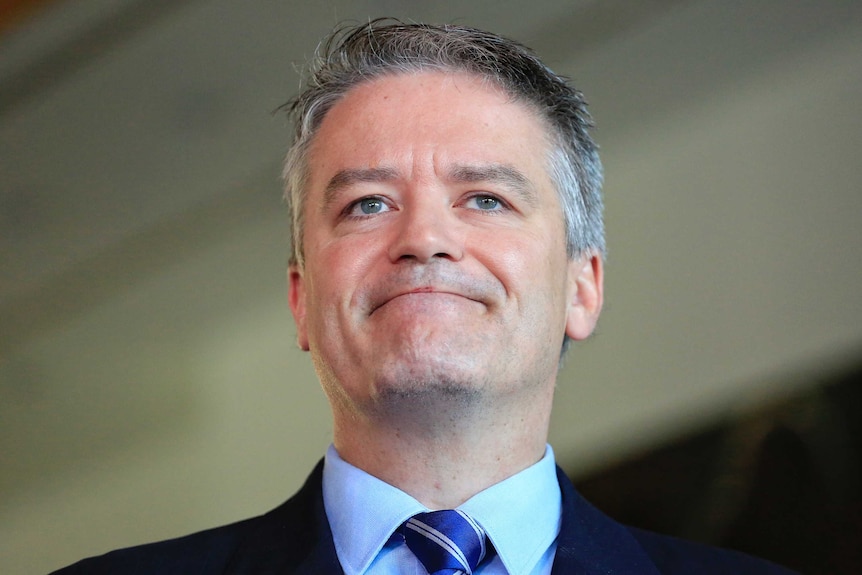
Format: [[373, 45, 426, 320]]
[[282, 19, 604, 269]]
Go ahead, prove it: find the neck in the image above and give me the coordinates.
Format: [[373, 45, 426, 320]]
[[331, 384, 554, 509]]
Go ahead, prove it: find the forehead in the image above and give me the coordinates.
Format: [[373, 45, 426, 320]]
[[305, 71, 555, 188]]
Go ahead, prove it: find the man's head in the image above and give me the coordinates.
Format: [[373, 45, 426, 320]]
[[283, 19, 605, 270], [283, 21, 604, 442]]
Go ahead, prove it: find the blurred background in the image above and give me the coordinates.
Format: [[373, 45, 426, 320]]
[[1, 1, 860, 573]]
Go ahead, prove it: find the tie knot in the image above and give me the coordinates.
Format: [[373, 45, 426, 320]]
[[400, 510, 490, 574]]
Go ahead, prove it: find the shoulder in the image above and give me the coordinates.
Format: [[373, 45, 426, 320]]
[[49, 461, 328, 575], [48, 514, 261, 575], [554, 466, 798, 574], [628, 526, 799, 575]]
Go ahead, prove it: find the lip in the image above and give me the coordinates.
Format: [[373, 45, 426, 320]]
[[369, 287, 482, 315], [361, 265, 499, 317]]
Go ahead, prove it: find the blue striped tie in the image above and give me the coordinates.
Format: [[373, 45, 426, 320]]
[[400, 510, 490, 574]]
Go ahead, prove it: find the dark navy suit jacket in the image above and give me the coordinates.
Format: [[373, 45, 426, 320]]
[[51, 461, 797, 574]]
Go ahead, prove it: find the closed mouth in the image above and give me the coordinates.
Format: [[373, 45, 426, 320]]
[[370, 288, 479, 315]]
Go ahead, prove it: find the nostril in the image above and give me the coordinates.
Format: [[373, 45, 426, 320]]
[[387, 217, 464, 263], [395, 252, 451, 263]]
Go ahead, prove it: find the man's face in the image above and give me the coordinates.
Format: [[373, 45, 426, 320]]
[[289, 72, 602, 414]]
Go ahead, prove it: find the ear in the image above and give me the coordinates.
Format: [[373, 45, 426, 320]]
[[565, 254, 604, 341], [288, 265, 310, 351]]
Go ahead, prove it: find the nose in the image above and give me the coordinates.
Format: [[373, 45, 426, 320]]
[[387, 202, 464, 264]]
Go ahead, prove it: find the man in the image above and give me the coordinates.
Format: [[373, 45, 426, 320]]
[[52, 20, 796, 575]]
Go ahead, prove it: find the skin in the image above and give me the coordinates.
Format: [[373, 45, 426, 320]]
[[289, 72, 603, 508]]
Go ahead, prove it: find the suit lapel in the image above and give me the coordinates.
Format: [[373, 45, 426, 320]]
[[551, 467, 662, 575], [221, 461, 662, 574], [224, 460, 344, 574]]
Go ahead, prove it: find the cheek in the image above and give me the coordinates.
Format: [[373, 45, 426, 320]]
[[482, 230, 566, 289], [483, 235, 570, 342], [303, 243, 375, 320]]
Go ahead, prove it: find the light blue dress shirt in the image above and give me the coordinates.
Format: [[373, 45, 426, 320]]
[[323, 444, 561, 575]]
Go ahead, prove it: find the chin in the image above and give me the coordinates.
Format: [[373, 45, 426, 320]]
[[369, 375, 488, 426], [369, 361, 489, 408]]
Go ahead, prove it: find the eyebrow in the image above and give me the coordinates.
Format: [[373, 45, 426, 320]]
[[322, 167, 400, 210], [320, 163, 539, 209], [446, 163, 539, 208]]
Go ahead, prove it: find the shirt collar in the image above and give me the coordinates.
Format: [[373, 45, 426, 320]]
[[323, 445, 426, 574], [459, 445, 561, 574], [323, 444, 561, 575]]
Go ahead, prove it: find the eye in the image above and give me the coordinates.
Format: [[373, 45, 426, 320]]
[[346, 196, 390, 217], [465, 194, 507, 211]]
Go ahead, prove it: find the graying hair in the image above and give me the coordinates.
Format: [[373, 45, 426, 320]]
[[282, 19, 605, 270]]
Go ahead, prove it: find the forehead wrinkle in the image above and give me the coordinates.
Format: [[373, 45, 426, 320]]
[[322, 166, 401, 210], [445, 163, 540, 208]]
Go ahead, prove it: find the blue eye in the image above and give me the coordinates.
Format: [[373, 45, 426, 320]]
[[360, 198, 383, 214], [350, 197, 389, 216], [469, 195, 504, 211]]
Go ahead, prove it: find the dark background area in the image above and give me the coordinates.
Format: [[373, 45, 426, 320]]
[[575, 361, 862, 574]]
